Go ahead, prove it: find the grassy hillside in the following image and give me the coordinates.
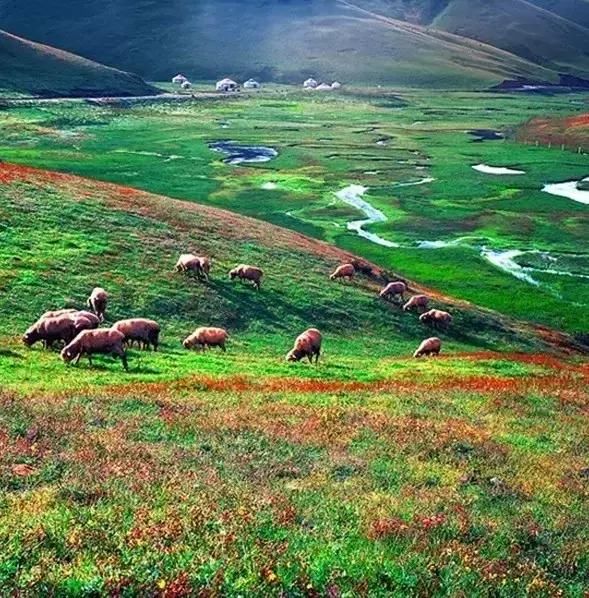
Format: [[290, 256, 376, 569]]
[[0, 163, 588, 594], [433, 0, 589, 77], [516, 113, 589, 152], [528, 0, 589, 24], [0, 0, 559, 87], [0, 30, 157, 98], [0, 89, 587, 336]]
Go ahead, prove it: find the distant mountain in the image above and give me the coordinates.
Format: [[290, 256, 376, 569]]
[[0, 30, 157, 97], [0, 0, 586, 87], [432, 0, 589, 78]]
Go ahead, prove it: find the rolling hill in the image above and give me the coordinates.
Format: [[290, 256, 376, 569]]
[[432, 0, 589, 78], [0, 161, 587, 594], [0, 29, 157, 97], [0, 0, 577, 87]]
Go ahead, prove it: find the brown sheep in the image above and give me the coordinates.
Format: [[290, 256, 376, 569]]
[[379, 281, 407, 303], [183, 327, 228, 352], [420, 309, 452, 330], [112, 318, 160, 351], [229, 265, 263, 290], [71, 311, 101, 328], [40, 308, 77, 320], [330, 263, 355, 282], [175, 254, 211, 280], [61, 329, 128, 370], [413, 337, 442, 358], [71, 314, 99, 337], [403, 294, 429, 313], [87, 287, 108, 321], [22, 314, 78, 348], [286, 328, 322, 364]]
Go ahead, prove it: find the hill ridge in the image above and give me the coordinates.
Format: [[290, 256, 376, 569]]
[[0, 29, 157, 97]]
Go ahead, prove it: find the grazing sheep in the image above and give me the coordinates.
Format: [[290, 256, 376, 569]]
[[183, 327, 228, 352], [40, 308, 77, 320], [71, 314, 99, 337], [229, 265, 264, 290], [112, 318, 160, 351], [61, 329, 128, 370], [71, 311, 101, 328], [286, 328, 322, 364], [175, 254, 211, 280], [419, 309, 452, 330], [22, 314, 78, 348], [379, 281, 407, 303], [87, 287, 108, 321], [413, 337, 442, 358], [330, 263, 355, 282], [403, 294, 429, 313]]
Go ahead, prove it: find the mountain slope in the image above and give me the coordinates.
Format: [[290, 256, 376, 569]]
[[0, 29, 157, 97], [527, 0, 589, 24], [433, 0, 589, 77], [0, 0, 561, 87]]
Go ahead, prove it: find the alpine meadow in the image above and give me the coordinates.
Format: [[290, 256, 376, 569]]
[[0, 1, 588, 596]]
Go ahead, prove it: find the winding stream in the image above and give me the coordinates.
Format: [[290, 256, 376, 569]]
[[333, 184, 586, 286], [335, 185, 399, 248]]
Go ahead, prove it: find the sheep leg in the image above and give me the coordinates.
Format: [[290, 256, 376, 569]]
[[72, 351, 83, 366], [315, 350, 321, 364], [115, 348, 129, 371]]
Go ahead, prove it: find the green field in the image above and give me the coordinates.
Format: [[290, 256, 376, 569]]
[[0, 88, 588, 595], [0, 87, 587, 333]]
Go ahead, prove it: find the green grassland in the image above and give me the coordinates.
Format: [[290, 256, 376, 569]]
[[0, 159, 588, 596], [0, 88, 587, 335]]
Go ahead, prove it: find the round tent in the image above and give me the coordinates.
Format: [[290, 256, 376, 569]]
[[216, 78, 239, 92]]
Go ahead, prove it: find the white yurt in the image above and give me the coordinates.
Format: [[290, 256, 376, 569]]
[[172, 74, 188, 85], [181, 80, 192, 90], [303, 77, 318, 89], [216, 78, 239, 92], [315, 83, 333, 91], [331, 81, 342, 89], [243, 78, 261, 89]]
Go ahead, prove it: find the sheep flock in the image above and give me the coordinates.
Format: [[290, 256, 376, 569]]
[[22, 258, 450, 370]]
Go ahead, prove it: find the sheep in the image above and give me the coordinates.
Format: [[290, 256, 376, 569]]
[[330, 263, 355, 282], [183, 327, 228, 352], [379, 281, 407, 303], [61, 329, 128, 370], [87, 287, 108, 321], [229, 265, 264, 290], [286, 328, 322, 364], [403, 294, 429, 313], [419, 309, 452, 330], [22, 314, 78, 348], [413, 337, 442, 358], [175, 254, 211, 281], [111, 318, 160, 351], [71, 314, 99, 337], [71, 311, 101, 328], [39, 308, 77, 320]]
